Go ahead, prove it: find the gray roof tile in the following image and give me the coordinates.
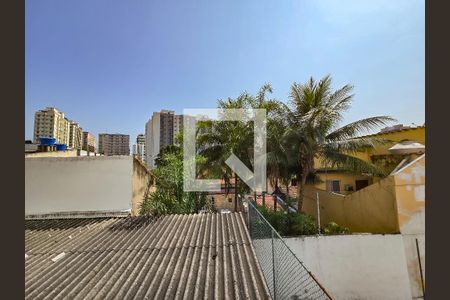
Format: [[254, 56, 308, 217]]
[[25, 213, 271, 300]]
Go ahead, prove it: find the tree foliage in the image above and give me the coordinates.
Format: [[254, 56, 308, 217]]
[[140, 145, 212, 216], [144, 75, 395, 219], [279, 75, 395, 210]]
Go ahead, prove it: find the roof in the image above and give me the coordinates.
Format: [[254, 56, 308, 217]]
[[388, 141, 425, 154], [25, 213, 271, 300], [358, 125, 425, 139]]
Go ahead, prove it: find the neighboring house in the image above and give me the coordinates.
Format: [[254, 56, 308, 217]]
[[312, 125, 425, 194], [25, 213, 271, 299], [301, 154, 425, 299]]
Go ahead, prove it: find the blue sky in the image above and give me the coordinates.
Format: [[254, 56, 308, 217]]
[[25, 0, 424, 143]]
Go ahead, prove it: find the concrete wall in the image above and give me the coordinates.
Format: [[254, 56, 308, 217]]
[[299, 155, 426, 299], [207, 193, 236, 212], [393, 154, 425, 233], [284, 235, 413, 300], [392, 155, 425, 299], [25, 156, 134, 215], [25, 149, 79, 158], [302, 177, 400, 233], [131, 157, 155, 216]]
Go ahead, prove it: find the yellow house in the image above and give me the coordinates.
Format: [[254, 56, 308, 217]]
[[313, 125, 425, 194], [302, 154, 425, 298]]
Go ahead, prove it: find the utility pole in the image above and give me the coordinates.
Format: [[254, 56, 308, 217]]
[[316, 192, 321, 233]]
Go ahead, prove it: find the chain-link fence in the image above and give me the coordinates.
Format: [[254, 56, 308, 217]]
[[246, 200, 332, 300]]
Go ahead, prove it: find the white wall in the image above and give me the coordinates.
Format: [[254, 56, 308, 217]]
[[25, 156, 133, 215], [145, 112, 160, 169], [284, 235, 413, 300]]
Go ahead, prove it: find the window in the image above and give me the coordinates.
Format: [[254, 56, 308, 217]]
[[355, 180, 369, 191], [326, 180, 341, 192]]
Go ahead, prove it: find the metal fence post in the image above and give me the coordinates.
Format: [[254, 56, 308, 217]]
[[248, 203, 252, 236], [415, 238, 425, 298], [271, 230, 276, 300]]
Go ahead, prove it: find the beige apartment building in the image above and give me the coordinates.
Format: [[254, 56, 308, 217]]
[[98, 133, 130, 156], [132, 134, 145, 162], [33, 107, 70, 145], [82, 132, 96, 152], [145, 110, 191, 169], [173, 115, 184, 138], [68, 121, 83, 150]]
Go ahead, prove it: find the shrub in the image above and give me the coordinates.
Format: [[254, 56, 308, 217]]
[[288, 213, 319, 236], [255, 204, 351, 236], [256, 204, 319, 236], [323, 222, 350, 235]]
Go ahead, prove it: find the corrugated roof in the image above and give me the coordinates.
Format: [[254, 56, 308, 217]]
[[25, 213, 271, 300]]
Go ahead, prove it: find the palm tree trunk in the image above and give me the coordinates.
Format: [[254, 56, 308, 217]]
[[274, 180, 278, 211], [297, 173, 306, 213]]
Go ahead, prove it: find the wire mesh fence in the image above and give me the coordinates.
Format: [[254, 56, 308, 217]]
[[246, 200, 332, 300]]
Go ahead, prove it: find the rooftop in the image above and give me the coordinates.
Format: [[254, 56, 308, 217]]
[[25, 212, 271, 300], [359, 124, 425, 138]]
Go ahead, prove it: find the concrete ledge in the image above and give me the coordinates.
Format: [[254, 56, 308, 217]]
[[25, 210, 130, 220]]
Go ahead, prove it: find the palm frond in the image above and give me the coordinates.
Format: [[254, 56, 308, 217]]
[[320, 151, 386, 177], [324, 137, 393, 154], [256, 83, 273, 105], [326, 116, 396, 142]]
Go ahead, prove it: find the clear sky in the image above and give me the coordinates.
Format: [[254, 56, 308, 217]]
[[25, 0, 424, 143]]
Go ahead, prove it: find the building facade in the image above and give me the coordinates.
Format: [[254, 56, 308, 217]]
[[145, 110, 176, 169], [98, 133, 130, 156], [82, 132, 96, 152], [173, 115, 183, 140], [312, 125, 425, 194], [33, 107, 70, 145], [68, 121, 83, 150], [132, 134, 146, 162]]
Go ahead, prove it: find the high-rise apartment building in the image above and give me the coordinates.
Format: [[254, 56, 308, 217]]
[[33, 107, 70, 145], [136, 133, 145, 145], [144, 110, 193, 168], [98, 133, 130, 156], [132, 134, 146, 162], [133, 134, 146, 162], [82, 132, 96, 152], [68, 121, 83, 150], [173, 115, 184, 140]]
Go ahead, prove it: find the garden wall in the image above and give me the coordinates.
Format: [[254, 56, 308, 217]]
[[284, 234, 413, 300]]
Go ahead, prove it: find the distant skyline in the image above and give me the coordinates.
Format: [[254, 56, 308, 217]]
[[25, 0, 424, 142]]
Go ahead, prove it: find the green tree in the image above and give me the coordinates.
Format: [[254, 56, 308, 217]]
[[140, 145, 210, 216], [198, 84, 284, 209], [197, 94, 255, 211], [281, 75, 395, 211]]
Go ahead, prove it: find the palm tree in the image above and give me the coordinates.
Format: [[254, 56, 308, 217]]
[[266, 106, 296, 209], [197, 94, 255, 211], [282, 75, 395, 211], [198, 84, 282, 210], [249, 83, 281, 206]]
